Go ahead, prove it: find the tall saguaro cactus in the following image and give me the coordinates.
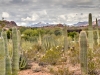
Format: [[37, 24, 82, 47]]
[[12, 27, 19, 75], [88, 13, 94, 49], [88, 13, 92, 27], [63, 25, 68, 53], [0, 37, 5, 75], [79, 31, 88, 75], [96, 18, 100, 45], [93, 30, 98, 46]]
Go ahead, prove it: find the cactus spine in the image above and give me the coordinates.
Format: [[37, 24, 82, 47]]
[[12, 27, 19, 75], [79, 31, 88, 75], [0, 37, 5, 75], [88, 13, 94, 49], [1, 31, 12, 75]]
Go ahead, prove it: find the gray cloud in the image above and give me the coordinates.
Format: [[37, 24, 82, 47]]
[[0, 0, 100, 26]]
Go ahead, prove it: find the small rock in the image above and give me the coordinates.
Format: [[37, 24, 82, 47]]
[[31, 65, 41, 72]]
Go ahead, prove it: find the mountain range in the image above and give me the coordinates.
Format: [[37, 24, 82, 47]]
[[30, 19, 100, 27], [1, 19, 100, 28], [73, 19, 100, 26]]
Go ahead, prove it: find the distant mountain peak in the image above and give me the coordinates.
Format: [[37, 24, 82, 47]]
[[74, 19, 100, 26]]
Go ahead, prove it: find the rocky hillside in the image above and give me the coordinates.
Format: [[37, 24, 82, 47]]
[[0, 20, 17, 28]]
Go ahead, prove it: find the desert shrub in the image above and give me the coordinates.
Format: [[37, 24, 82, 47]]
[[54, 29, 62, 36], [6, 30, 11, 39], [26, 43, 42, 61], [42, 35, 57, 51], [94, 48, 100, 69], [40, 46, 62, 65], [22, 29, 39, 41], [88, 48, 96, 75], [68, 31, 77, 40], [67, 41, 80, 65]]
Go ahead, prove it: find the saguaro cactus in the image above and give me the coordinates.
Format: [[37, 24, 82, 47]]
[[79, 31, 88, 75], [88, 13, 92, 27], [1, 31, 12, 75], [0, 37, 5, 75], [96, 18, 100, 45], [6, 56, 12, 75], [12, 27, 19, 75], [93, 30, 98, 46], [88, 13, 94, 49], [63, 25, 68, 52]]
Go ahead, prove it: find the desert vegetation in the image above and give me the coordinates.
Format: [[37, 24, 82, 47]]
[[0, 13, 100, 75]]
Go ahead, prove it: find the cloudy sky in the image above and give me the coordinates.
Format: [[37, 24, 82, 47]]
[[0, 0, 100, 26]]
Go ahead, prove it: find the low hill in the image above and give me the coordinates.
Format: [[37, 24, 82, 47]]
[[0, 20, 17, 28]]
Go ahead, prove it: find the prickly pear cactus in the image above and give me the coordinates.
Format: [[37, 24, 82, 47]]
[[79, 31, 88, 75]]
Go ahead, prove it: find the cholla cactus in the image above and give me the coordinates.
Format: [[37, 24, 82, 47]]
[[79, 31, 88, 75]]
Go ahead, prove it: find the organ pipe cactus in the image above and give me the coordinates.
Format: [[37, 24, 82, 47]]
[[12, 27, 19, 75], [79, 31, 88, 75], [0, 37, 5, 75], [88, 13, 94, 49], [1, 31, 12, 75]]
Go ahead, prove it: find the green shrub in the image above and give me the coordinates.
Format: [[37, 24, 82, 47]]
[[40, 46, 62, 65], [88, 48, 96, 75]]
